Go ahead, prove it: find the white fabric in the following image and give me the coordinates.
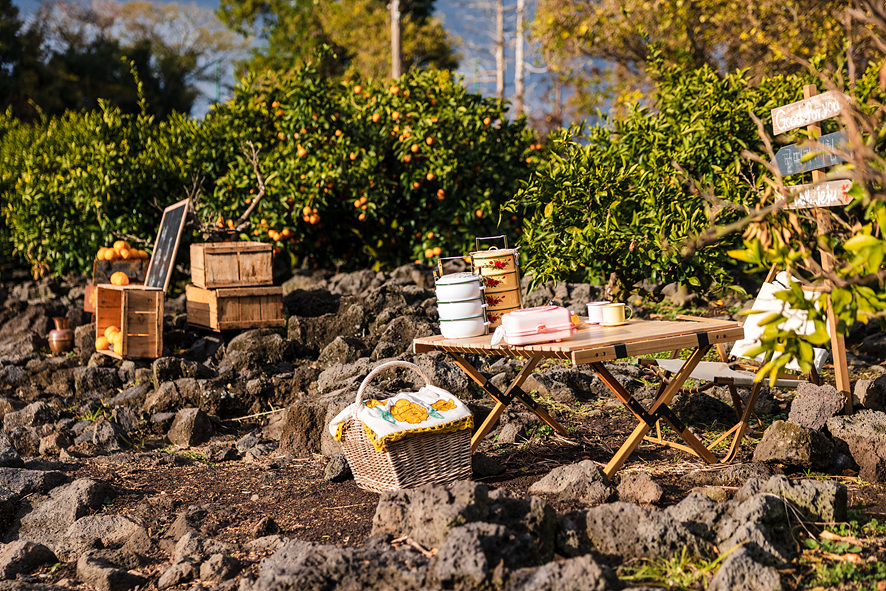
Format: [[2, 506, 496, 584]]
[[328, 384, 472, 442], [729, 278, 829, 373]]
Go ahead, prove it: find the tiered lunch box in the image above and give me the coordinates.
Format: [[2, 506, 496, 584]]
[[490, 305, 578, 346], [470, 236, 522, 327], [435, 272, 489, 339]]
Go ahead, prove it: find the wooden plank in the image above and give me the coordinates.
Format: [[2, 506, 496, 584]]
[[773, 130, 847, 176], [777, 179, 853, 209], [771, 90, 848, 135], [414, 320, 743, 361], [186, 283, 284, 331], [213, 286, 281, 298]]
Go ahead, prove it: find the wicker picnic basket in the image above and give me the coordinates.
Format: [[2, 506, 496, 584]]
[[339, 360, 473, 493]]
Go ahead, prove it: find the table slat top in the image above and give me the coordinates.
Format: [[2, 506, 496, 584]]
[[413, 319, 744, 361]]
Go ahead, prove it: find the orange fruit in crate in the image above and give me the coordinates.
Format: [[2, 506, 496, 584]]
[[119, 247, 132, 260], [95, 336, 109, 350], [96, 247, 109, 260], [103, 249, 118, 261], [111, 331, 123, 350], [104, 326, 120, 340], [113, 240, 130, 253], [110, 272, 129, 286]]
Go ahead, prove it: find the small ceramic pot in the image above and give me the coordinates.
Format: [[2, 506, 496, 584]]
[[48, 316, 74, 354]]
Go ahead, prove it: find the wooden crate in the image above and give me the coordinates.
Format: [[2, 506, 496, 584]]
[[92, 259, 150, 285], [95, 285, 164, 359], [190, 242, 273, 289], [85, 259, 150, 313], [186, 284, 285, 331]]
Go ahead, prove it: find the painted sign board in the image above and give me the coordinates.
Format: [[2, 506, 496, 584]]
[[776, 179, 853, 210], [771, 90, 847, 136], [773, 130, 847, 177]]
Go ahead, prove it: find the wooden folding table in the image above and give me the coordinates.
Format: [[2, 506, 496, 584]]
[[413, 318, 745, 477]]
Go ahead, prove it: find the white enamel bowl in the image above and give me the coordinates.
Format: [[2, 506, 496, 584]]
[[435, 272, 485, 302], [437, 296, 486, 320], [440, 315, 489, 339]]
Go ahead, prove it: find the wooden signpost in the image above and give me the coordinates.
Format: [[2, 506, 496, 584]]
[[770, 85, 852, 412], [773, 129, 846, 177]]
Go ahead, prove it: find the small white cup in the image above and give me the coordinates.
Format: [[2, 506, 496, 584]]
[[600, 303, 633, 326], [586, 301, 611, 324]]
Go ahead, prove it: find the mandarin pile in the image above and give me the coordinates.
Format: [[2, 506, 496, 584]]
[[96, 240, 149, 262], [96, 325, 123, 352]]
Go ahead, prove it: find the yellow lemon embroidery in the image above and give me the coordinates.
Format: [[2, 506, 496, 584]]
[[390, 399, 429, 424], [364, 399, 385, 409], [431, 399, 457, 412]]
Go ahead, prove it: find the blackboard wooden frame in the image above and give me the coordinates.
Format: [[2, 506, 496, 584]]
[[144, 198, 190, 292]]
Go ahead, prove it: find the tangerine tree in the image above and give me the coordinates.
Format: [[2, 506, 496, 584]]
[[197, 63, 539, 269]]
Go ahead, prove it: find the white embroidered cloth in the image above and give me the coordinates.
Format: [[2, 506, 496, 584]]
[[328, 384, 473, 451]]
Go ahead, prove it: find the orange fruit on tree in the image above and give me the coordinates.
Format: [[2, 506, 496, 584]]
[[271, 100, 280, 108], [425, 136, 434, 146], [281, 228, 292, 238], [277, 131, 286, 140], [475, 209, 483, 218], [483, 117, 492, 126], [432, 247, 442, 256], [349, 152, 357, 160], [410, 144, 420, 153], [427, 232, 434, 239], [426, 172, 435, 181], [412, 181, 420, 190], [353, 84, 363, 94], [371, 113, 381, 123], [95, 336, 110, 351], [335, 129, 342, 137], [424, 248, 434, 258], [358, 213, 366, 221], [403, 155, 412, 163], [392, 111, 400, 120], [390, 85, 400, 95], [437, 189, 445, 200], [110, 272, 130, 286]]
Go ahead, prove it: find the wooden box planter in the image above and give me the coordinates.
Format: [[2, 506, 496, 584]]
[[186, 284, 284, 331], [190, 242, 273, 289], [95, 285, 164, 359]]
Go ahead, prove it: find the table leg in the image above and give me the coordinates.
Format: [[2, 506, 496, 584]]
[[602, 346, 711, 478], [447, 353, 569, 453]]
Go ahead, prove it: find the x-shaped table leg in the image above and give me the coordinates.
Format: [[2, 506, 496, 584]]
[[595, 346, 717, 478], [447, 352, 570, 453]]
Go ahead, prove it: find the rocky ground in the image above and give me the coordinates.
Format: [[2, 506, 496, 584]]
[[0, 261, 885, 591]]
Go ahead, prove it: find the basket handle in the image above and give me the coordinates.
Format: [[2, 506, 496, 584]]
[[354, 360, 431, 414], [475, 235, 508, 252]]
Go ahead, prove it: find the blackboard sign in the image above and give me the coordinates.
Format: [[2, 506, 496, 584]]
[[145, 198, 190, 292]]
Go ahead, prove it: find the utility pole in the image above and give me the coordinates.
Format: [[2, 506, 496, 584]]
[[514, 0, 524, 115], [495, 0, 504, 99], [390, 0, 402, 78]]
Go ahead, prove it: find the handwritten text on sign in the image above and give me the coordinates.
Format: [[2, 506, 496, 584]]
[[773, 130, 847, 177], [776, 179, 853, 210], [771, 91, 847, 136]]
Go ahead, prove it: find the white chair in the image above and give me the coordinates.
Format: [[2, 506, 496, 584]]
[[645, 271, 829, 462]]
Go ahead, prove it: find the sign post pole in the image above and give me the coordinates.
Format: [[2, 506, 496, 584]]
[[802, 84, 852, 412]]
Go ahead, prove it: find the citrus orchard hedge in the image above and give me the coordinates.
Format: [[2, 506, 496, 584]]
[[0, 65, 538, 277], [199, 66, 539, 269], [506, 57, 840, 299]]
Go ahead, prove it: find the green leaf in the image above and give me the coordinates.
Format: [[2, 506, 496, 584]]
[[843, 234, 881, 251]]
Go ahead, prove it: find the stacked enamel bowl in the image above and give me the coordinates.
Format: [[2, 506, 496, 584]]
[[435, 272, 489, 338]]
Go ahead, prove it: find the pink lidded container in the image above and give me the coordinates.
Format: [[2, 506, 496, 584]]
[[490, 305, 577, 346]]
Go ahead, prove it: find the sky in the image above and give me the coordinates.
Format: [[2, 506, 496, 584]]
[[11, 0, 555, 121]]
